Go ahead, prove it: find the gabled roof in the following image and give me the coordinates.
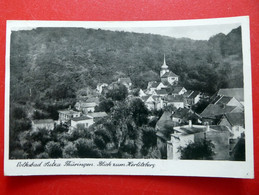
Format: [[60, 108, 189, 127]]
[[215, 96, 233, 105], [161, 71, 178, 78], [32, 119, 54, 124], [156, 111, 175, 140], [224, 112, 245, 127], [188, 91, 200, 99], [155, 88, 168, 95], [71, 116, 93, 122], [164, 95, 184, 102], [171, 86, 186, 94], [172, 108, 192, 118], [173, 124, 229, 135], [217, 88, 244, 102], [58, 109, 81, 115], [200, 104, 236, 118], [149, 82, 159, 88], [141, 95, 153, 102], [156, 111, 173, 129], [80, 102, 97, 108], [87, 112, 108, 118]]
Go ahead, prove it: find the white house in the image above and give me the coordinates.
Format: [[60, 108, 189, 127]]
[[31, 119, 55, 131], [58, 109, 81, 123], [70, 115, 94, 129]]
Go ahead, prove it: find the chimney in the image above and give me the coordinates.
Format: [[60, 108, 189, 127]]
[[188, 120, 192, 127], [206, 123, 210, 131]]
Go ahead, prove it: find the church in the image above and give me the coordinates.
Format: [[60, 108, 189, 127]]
[[160, 55, 179, 86]]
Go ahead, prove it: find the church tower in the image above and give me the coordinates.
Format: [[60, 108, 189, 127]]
[[160, 54, 169, 77]]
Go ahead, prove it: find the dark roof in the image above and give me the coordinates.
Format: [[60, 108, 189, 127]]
[[215, 96, 233, 105], [161, 71, 178, 78], [171, 86, 185, 94], [155, 88, 168, 95], [58, 109, 81, 115], [224, 112, 245, 127], [188, 91, 200, 99], [183, 90, 193, 97], [87, 112, 108, 118], [164, 95, 184, 102], [217, 88, 244, 102], [156, 111, 173, 130], [141, 95, 152, 102], [32, 119, 54, 124], [150, 82, 159, 88], [210, 95, 222, 104], [200, 104, 236, 118], [71, 116, 93, 121], [172, 108, 192, 118]]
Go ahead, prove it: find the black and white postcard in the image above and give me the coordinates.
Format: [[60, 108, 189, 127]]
[[4, 16, 254, 178]]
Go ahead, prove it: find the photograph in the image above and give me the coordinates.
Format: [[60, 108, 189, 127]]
[[4, 17, 254, 177]]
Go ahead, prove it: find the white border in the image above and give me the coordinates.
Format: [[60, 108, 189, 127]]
[[4, 16, 254, 178]]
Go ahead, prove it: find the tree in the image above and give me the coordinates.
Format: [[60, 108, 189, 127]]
[[75, 138, 101, 158], [45, 141, 62, 158], [63, 142, 77, 158], [130, 98, 149, 127], [95, 98, 114, 113], [106, 83, 128, 101], [178, 139, 215, 160]]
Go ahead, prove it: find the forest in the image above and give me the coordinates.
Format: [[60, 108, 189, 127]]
[[10, 26, 243, 104]]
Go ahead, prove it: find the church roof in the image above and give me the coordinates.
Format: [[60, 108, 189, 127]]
[[161, 71, 178, 78]]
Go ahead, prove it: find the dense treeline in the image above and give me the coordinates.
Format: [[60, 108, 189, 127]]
[[10, 26, 243, 104], [10, 96, 161, 159]]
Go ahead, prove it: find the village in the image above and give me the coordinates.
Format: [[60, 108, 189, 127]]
[[30, 56, 245, 161]]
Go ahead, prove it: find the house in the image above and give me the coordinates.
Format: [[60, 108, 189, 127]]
[[96, 83, 108, 94], [167, 122, 236, 160], [161, 71, 179, 86], [70, 115, 94, 129], [217, 88, 244, 105], [219, 112, 245, 139], [153, 88, 168, 97], [160, 55, 179, 85], [87, 112, 108, 122], [147, 82, 167, 94], [171, 107, 201, 125], [200, 104, 243, 124], [164, 95, 184, 109], [58, 109, 81, 123], [75, 97, 100, 113], [31, 119, 55, 131], [171, 86, 187, 96], [118, 77, 132, 90], [141, 95, 155, 110], [184, 90, 201, 107], [138, 89, 146, 97], [141, 95, 164, 110], [155, 111, 175, 158], [211, 95, 243, 110]]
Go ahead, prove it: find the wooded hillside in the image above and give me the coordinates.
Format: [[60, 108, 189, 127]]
[[10, 26, 243, 102]]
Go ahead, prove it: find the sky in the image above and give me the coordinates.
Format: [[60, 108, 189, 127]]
[[100, 23, 241, 40]]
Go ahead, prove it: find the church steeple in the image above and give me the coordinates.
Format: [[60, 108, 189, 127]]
[[160, 54, 169, 77], [161, 54, 168, 69]]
